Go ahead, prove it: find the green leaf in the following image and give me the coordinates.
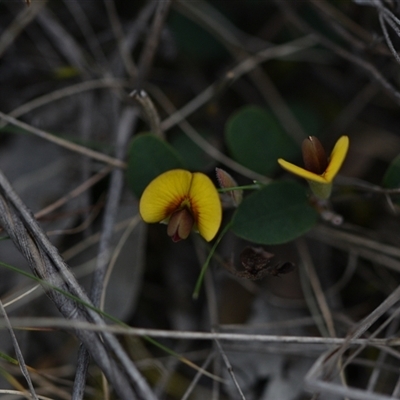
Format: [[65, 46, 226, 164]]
[[0, 351, 18, 365], [170, 130, 217, 171], [127, 133, 185, 197], [231, 181, 318, 244], [168, 11, 228, 60], [383, 154, 400, 188], [225, 106, 299, 176], [290, 102, 322, 137]]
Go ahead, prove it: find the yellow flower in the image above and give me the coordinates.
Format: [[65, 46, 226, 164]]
[[278, 136, 349, 199], [139, 169, 222, 242]]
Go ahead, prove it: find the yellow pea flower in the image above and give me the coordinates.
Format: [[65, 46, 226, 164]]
[[139, 169, 222, 242], [278, 136, 349, 199]]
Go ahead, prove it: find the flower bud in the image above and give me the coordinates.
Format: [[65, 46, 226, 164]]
[[215, 167, 243, 207], [302, 136, 328, 175], [167, 208, 194, 242]]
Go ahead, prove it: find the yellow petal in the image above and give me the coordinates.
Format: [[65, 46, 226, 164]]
[[139, 169, 192, 223], [189, 172, 222, 242], [277, 158, 328, 184], [323, 136, 349, 182]]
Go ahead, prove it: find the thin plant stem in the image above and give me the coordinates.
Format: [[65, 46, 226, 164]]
[[218, 184, 262, 192], [193, 221, 233, 300]]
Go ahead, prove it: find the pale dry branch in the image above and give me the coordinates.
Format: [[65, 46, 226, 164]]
[[0, 168, 155, 400], [2, 317, 400, 347], [0, 111, 126, 168]]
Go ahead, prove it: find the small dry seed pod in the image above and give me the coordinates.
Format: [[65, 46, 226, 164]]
[[240, 246, 275, 272], [266, 261, 296, 277], [222, 246, 296, 280]]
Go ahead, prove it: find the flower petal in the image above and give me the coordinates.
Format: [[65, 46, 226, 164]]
[[189, 172, 222, 241], [167, 208, 194, 241], [323, 135, 349, 182], [302, 136, 327, 174], [139, 169, 192, 223], [277, 158, 328, 184]]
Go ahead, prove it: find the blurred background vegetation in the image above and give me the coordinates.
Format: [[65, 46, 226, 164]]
[[1, 1, 400, 399]]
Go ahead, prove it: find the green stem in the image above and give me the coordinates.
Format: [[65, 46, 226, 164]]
[[192, 220, 233, 300], [217, 183, 262, 192]]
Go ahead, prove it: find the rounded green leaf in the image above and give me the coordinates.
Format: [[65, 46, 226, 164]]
[[225, 106, 299, 176], [231, 181, 318, 244], [290, 102, 322, 137], [168, 11, 228, 60], [383, 154, 400, 188], [170, 130, 217, 171], [127, 133, 185, 197]]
